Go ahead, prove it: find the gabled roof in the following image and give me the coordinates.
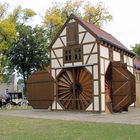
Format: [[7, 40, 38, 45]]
[[75, 16, 125, 48], [49, 14, 135, 56]]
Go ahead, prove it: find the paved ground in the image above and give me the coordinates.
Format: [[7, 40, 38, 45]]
[[0, 107, 140, 125]]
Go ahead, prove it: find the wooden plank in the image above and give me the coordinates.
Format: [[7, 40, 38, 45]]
[[105, 61, 136, 112], [27, 71, 54, 109], [66, 22, 79, 46]]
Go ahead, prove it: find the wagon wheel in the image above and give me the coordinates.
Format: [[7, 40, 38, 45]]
[[57, 67, 93, 110], [105, 68, 111, 112]]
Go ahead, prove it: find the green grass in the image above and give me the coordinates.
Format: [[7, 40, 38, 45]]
[[0, 105, 32, 111], [0, 115, 140, 140]]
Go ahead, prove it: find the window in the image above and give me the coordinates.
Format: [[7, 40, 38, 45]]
[[74, 48, 82, 61], [64, 49, 72, 62], [64, 46, 82, 63], [66, 22, 79, 46]]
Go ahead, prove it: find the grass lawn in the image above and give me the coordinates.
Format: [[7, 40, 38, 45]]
[[0, 115, 140, 140], [0, 105, 32, 111]]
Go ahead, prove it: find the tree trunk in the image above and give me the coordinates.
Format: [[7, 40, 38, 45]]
[[22, 71, 27, 97]]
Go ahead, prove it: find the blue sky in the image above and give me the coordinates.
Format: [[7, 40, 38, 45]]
[[1, 0, 140, 49]]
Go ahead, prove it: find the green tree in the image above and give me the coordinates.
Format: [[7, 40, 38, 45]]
[[83, 2, 112, 27], [0, 3, 36, 82], [8, 24, 49, 95], [44, 0, 112, 42], [44, 2, 63, 43], [0, 3, 16, 81], [131, 43, 140, 58], [8, 5, 36, 23]]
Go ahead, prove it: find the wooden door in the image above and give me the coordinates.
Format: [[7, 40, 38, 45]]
[[27, 71, 54, 109], [105, 62, 136, 112], [112, 63, 131, 112]]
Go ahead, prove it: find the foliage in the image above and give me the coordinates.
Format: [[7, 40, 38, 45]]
[[8, 24, 49, 95], [0, 19, 16, 55], [131, 43, 140, 58], [8, 6, 36, 23], [0, 2, 8, 19], [0, 4, 36, 58], [0, 116, 140, 140], [83, 2, 112, 27], [44, 0, 112, 42], [0, 3, 16, 53], [0, 3, 15, 82], [0, 3, 36, 82], [44, 2, 63, 43], [17, 78, 24, 85]]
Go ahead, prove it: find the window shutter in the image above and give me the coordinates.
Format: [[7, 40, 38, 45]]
[[66, 22, 79, 46]]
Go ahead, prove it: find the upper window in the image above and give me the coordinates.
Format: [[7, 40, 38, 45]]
[[64, 46, 82, 63], [74, 47, 82, 60], [66, 22, 79, 46], [64, 49, 72, 62]]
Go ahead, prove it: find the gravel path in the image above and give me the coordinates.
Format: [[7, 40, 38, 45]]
[[0, 107, 140, 125]]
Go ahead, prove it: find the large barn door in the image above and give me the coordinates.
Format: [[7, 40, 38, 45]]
[[105, 61, 136, 112], [56, 67, 93, 110], [27, 71, 54, 109]]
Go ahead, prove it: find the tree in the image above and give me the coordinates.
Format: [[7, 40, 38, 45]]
[[8, 5, 36, 24], [0, 3, 16, 81], [0, 3, 36, 82], [8, 24, 49, 95], [44, 0, 112, 42], [83, 2, 112, 27], [44, 2, 64, 43], [131, 43, 140, 58]]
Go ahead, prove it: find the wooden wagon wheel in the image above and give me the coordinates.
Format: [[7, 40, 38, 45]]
[[57, 67, 93, 110]]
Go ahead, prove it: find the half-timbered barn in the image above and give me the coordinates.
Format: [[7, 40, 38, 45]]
[[27, 14, 136, 113]]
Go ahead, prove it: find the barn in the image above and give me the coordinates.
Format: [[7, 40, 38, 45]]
[[27, 14, 136, 113]]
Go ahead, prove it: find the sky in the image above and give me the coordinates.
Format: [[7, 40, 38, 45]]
[[1, 0, 140, 49]]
